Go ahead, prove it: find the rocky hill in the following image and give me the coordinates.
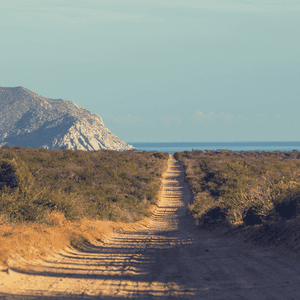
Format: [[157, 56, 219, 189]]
[[0, 86, 135, 151]]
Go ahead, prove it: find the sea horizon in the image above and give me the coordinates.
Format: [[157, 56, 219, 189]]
[[128, 141, 300, 154]]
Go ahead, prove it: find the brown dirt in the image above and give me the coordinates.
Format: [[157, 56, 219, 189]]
[[1, 154, 300, 299]]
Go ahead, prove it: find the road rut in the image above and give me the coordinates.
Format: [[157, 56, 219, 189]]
[[1, 154, 300, 299]]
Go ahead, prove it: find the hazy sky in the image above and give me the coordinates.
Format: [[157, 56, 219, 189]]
[[1, 0, 300, 142]]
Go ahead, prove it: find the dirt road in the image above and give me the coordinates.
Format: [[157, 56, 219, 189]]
[[1, 154, 300, 299]]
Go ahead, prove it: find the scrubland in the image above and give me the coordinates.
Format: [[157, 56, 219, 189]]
[[2, 146, 300, 271], [174, 149, 300, 251], [0, 146, 168, 269]]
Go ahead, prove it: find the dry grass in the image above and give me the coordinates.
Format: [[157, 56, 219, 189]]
[[0, 156, 169, 271], [175, 150, 300, 226], [174, 150, 300, 255], [0, 148, 169, 224]]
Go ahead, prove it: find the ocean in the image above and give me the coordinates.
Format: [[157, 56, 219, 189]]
[[129, 142, 300, 154]]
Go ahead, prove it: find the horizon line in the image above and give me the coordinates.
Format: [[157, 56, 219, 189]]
[[128, 141, 300, 144]]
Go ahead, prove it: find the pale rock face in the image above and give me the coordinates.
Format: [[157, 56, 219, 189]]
[[0, 86, 135, 151]]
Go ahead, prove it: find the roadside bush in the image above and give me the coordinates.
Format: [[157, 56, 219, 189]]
[[275, 197, 300, 220], [175, 149, 300, 227], [201, 206, 228, 225], [0, 147, 168, 225], [242, 205, 264, 226], [0, 157, 33, 193]]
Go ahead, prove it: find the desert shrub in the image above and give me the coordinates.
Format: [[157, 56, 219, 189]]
[[0, 147, 168, 225], [274, 197, 300, 220], [0, 157, 33, 193], [242, 205, 264, 226], [175, 149, 300, 227], [0, 159, 19, 190], [0, 157, 41, 224], [201, 206, 228, 225]]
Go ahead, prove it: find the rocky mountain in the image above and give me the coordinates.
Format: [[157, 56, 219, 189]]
[[0, 86, 135, 151]]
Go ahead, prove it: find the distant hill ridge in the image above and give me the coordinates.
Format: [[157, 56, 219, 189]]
[[0, 86, 135, 151]]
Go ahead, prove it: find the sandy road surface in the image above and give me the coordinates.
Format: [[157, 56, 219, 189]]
[[1, 154, 300, 299]]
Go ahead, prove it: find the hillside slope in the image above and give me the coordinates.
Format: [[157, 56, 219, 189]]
[[0, 86, 134, 151]]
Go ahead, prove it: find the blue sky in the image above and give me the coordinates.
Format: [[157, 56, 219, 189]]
[[1, 0, 299, 142]]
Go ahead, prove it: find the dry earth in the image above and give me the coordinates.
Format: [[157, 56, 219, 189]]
[[1, 154, 300, 299]]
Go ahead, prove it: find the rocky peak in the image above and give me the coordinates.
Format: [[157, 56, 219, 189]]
[[0, 86, 135, 151]]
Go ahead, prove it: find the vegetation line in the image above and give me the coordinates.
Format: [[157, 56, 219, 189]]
[[0, 147, 169, 270], [174, 149, 300, 255]]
